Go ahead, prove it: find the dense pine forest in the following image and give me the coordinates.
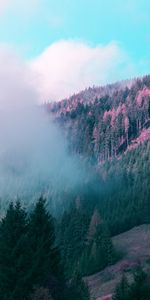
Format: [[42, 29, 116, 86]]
[[47, 75, 150, 298], [2, 0, 150, 297], [0, 75, 150, 299], [47, 75, 150, 162], [0, 198, 90, 300]]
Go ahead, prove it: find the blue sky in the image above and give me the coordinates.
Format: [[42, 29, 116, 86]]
[[0, 0, 150, 59], [0, 0, 150, 100]]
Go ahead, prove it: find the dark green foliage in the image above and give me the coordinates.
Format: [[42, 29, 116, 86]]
[[0, 198, 89, 300], [0, 201, 29, 300], [60, 207, 116, 277], [81, 221, 116, 275], [94, 223, 115, 267], [30, 287, 53, 300], [113, 267, 150, 300], [27, 197, 61, 285], [61, 140, 150, 237], [49, 75, 150, 238], [56, 140, 150, 280], [58, 129, 150, 283], [68, 273, 90, 300], [129, 266, 150, 300], [113, 274, 130, 300], [59, 208, 90, 274], [101, 140, 150, 235], [0, 75, 150, 299]]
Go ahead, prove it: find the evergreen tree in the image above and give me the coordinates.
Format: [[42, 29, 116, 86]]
[[113, 273, 130, 300], [95, 223, 115, 267], [0, 201, 29, 300], [27, 197, 61, 288], [129, 266, 150, 300], [85, 222, 115, 275], [68, 273, 90, 300], [0, 198, 91, 300], [113, 267, 150, 300]]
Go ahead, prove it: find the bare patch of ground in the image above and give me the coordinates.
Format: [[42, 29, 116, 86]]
[[85, 224, 150, 300]]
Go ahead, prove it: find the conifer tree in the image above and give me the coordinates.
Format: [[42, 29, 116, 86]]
[[27, 197, 61, 287], [130, 266, 150, 300], [113, 273, 130, 300], [69, 273, 90, 300], [0, 201, 28, 300]]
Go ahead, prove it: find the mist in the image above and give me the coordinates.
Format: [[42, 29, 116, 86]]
[[0, 47, 86, 214]]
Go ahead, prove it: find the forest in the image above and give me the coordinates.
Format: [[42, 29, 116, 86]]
[[0, 75, 150, 299]]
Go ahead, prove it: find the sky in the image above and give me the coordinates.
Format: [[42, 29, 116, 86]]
[[0, 0, 150, 101]]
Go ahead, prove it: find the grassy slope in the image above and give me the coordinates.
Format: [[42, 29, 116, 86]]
[[85, 224, 150, 300]]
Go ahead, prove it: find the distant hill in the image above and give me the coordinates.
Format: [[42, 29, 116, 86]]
[[46, 75, 150, 162]]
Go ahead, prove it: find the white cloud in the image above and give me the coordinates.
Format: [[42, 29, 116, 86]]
[[0, 45, 38, 108], [30, 40, 136, 102], [0, 46, 85, 203]]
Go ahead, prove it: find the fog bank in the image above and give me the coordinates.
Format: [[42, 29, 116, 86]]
[[0, 47, 85, 213]]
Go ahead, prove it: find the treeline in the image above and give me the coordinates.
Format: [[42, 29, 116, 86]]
[[0, 142, 149, 298], [0, 198, 90, 300], [45, 75, 150, 279], [49, 74, 150, 162], [58, 139, 150, 277], [99, 140, 150, 235], [59, 208, 117, 278]]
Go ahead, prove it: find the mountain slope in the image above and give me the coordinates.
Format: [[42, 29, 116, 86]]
[[47, 74, 150, 163], [47, 75, 150, 289]]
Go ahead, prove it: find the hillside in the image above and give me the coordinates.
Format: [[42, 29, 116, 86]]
[[47, 75, 150, 163], [0, 75, 149, 300], [1, 0, 150, 299], [86, 224, 150, 300], [1, 75, 149, 300], [47, 75, 150, 297]]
